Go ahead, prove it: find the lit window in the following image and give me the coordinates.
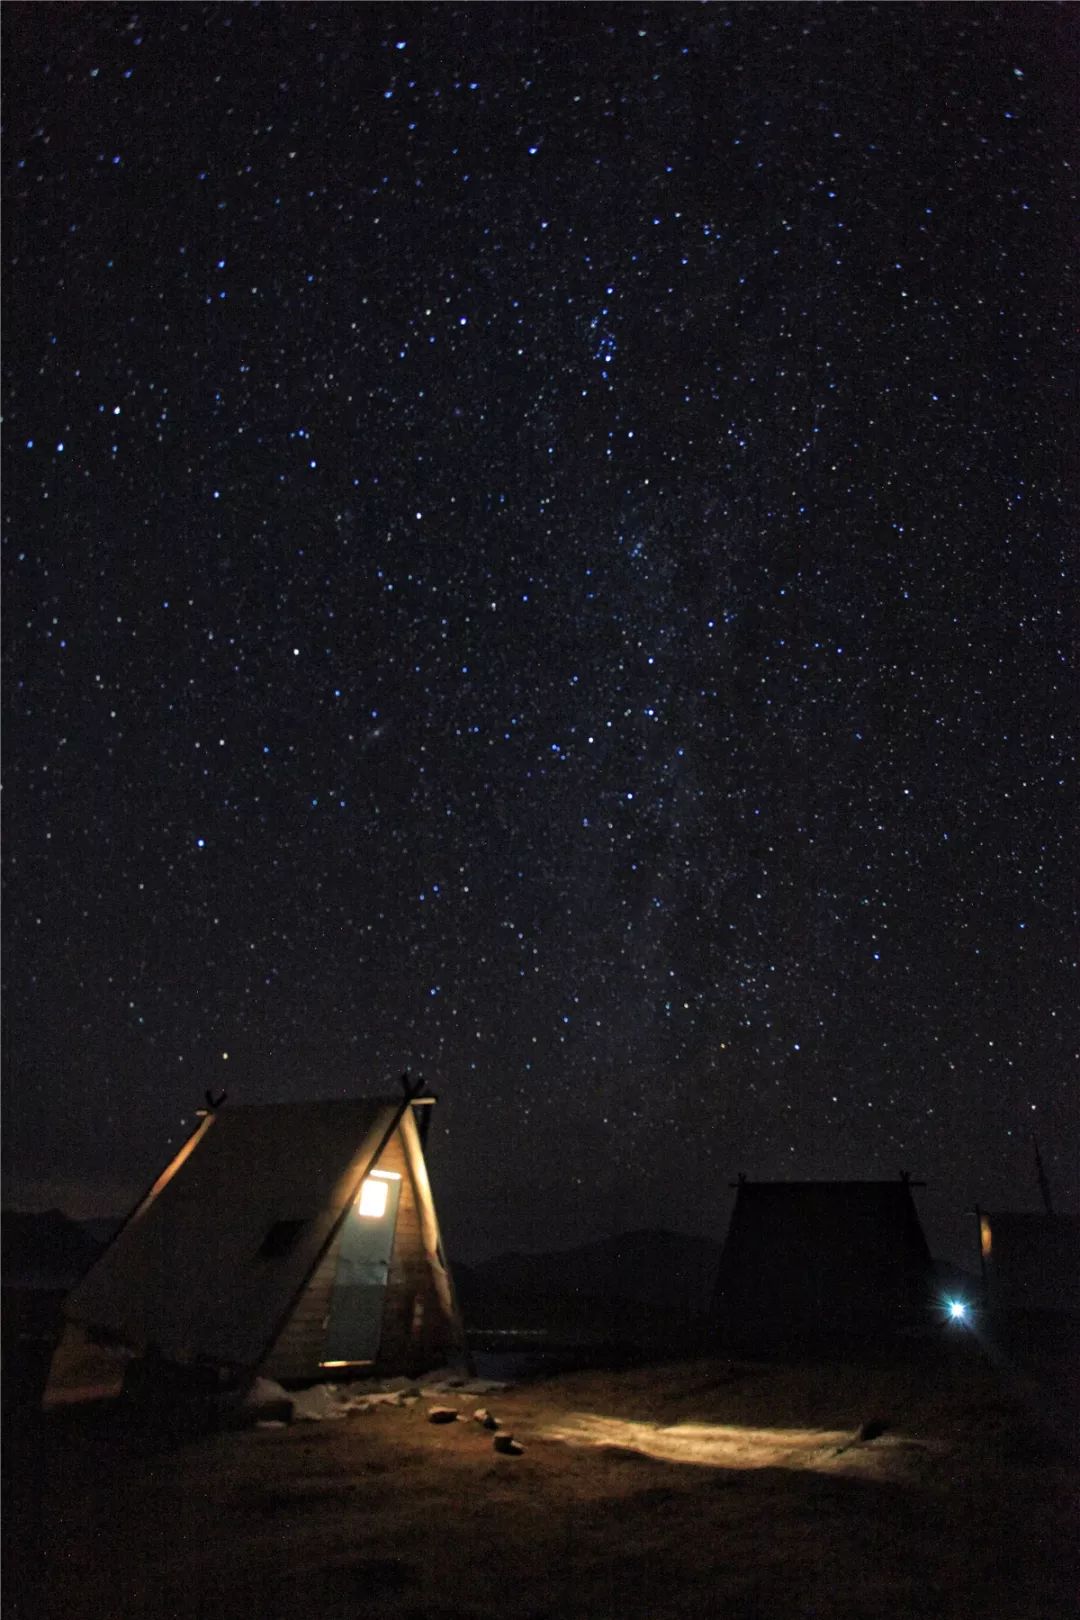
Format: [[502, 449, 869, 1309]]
[[358, 1177, 388, 1218]]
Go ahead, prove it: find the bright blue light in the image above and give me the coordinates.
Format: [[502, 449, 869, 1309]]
[[949, 1300, 967, 1320]]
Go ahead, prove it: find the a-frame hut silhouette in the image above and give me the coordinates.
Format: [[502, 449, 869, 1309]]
[[712, 1174, 934, 1346], [977, 1211, 1080, 1314], [975, 1139, 1080, 1315], [45, 1086, 468, 1405]]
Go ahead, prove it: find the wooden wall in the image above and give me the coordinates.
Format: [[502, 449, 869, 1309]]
[[375, 1129, 458, 1374], [261, 1126, 460, 1381], [259, 1209, 350, 1381]]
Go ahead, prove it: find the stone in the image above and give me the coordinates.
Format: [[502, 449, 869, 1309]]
[[858, 1418, 888, 1442]]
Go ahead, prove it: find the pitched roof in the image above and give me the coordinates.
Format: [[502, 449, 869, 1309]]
[[65, 1098, 401, 1368], [724, 1177, 931, 1223]]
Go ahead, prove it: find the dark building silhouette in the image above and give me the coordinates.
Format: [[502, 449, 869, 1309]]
[[713, 1176, 935, 1346]]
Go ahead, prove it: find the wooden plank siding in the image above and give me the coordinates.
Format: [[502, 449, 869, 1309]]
[[375, 1128, 452, 1374], [261, 1124, 459, 1380], [259, 1213, 350, 1381]]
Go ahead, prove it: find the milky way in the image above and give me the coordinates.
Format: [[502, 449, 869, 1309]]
[[3, 4, 1075, 1259]]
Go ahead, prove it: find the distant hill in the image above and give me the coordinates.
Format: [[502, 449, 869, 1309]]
[[454, 1229, 722, 1343], [451, 1231, 993, 1348], [1, 1209, 104, 1289]]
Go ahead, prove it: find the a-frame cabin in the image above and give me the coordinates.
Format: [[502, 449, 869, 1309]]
[[712, 1174, 935, 1347], [977, 1209, 1080, 1314], [44, 1091, 468, 1405]]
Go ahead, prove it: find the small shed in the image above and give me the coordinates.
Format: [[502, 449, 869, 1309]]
[[712, 1175, 935, 1346], [44, 1093, 468, 1405], [978, 1210, 1080, 1314]]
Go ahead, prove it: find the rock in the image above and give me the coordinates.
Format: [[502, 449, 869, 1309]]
[[493, 1432, 524, 1455], [474, 1408, 500, 1430], [858, 1418, 888, 1442], [427, 1406, 461, 1424]]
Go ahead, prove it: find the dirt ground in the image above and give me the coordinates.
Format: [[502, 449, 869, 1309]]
[[4, 1332, 1078, 1620]]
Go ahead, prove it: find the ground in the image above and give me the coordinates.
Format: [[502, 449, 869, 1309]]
[[4, 1328, 1078, 1620]]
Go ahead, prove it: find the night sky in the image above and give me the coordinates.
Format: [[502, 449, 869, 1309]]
[[4, 4, 1076, 1265]]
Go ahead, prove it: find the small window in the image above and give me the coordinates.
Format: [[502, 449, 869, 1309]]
[[258, 1219, 306, 1259], [357, 1177, 388, 1219]]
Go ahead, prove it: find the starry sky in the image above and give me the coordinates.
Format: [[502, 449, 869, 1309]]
[[3, 3, 1076, 1266]]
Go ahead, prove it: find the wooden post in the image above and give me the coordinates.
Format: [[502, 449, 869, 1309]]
[[1032, 1135, 1055, 1216]]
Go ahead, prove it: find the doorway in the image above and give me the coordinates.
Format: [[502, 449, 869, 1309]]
[[322, 1170, 402, 1365]]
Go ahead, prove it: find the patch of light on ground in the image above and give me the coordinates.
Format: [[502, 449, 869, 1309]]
[[542, 1413, 924, 1472]]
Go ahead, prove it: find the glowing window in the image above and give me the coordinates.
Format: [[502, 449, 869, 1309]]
[[357, 1177, 388, 1218]]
